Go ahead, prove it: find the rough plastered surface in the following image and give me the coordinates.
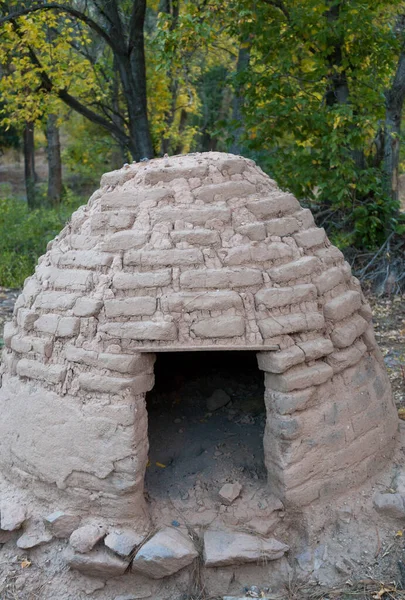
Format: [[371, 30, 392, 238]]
[[0, 152, 398, 525]]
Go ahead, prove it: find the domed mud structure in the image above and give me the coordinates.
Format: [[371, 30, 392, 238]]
[[0, 153, 399, 590]]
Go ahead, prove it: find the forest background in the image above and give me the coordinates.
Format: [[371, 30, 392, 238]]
[[0, 0, 405, 291]]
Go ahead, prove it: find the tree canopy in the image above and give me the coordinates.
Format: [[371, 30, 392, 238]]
[[0, 0, 405, 249]]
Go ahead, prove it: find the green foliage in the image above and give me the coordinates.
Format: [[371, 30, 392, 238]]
[[0, 195, 82, 288], [62, 114, 119, 186], [227, 0, 405, 248], [0, 0, 404, 252]]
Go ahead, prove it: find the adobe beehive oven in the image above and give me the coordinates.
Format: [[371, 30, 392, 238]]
[[0, 153, 398, 554]]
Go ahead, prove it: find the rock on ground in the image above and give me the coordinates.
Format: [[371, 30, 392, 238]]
[[132, 527, 198, 579], [17, 519, 53, 549], [67, 549, 129, 578], [219, 482, 242, 505], [69, 523, 107, 553], [45, 511, 81, 538], [105, 529, 145, 558], [373, 492, 405, 518], [204, 530, 289, 567]]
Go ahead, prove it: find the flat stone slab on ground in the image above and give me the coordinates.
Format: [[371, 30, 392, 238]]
[[132, 526, 198, 579], [204, 530, 289, 567], [68, 549, 129, 578]]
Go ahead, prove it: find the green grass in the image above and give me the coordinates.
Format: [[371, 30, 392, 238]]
[[0, 194, 83, 288]]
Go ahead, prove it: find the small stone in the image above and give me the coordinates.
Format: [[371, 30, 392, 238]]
[[206, 389, 230, 411], [45, 511, 81, 538], [0, 503, 26, 531], [70, 524, 107, 553], [373, 492, 405, 518], [104, 529, 145, 558], [17, 520, 53, 549], [67, 549, 129, 578], [219, 482, 242, 505], [132, 527, 198, 579], [204, 530, 289, 567]]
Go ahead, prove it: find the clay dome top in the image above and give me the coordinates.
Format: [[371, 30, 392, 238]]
[[7, 151, 356, 360]]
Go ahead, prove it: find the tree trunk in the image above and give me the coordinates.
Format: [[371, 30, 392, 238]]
[[383, 48, 405, 210], [111, 58, 129, 166], [127, 0, 154, 160], [46, 113, 62, 206], [383, 109, 401, 206], [23, 122, 36, 209], [230, 47, 250, 155]]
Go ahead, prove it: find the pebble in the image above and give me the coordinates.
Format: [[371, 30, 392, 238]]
[[218, 482, 242, 505]]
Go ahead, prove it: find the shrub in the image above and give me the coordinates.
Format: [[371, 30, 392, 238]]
[[0, 195, 83, 288]]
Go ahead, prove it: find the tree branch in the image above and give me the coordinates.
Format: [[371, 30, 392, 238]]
[[0, 3, 118, 51], [18, 29, 129, 146]]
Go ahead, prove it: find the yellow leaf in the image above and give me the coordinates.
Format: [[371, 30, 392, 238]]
[[395, 530, 403, 537], [156, 462, 166, 468], [398, 408, 405, 420], [21, 559, 31, 568]]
